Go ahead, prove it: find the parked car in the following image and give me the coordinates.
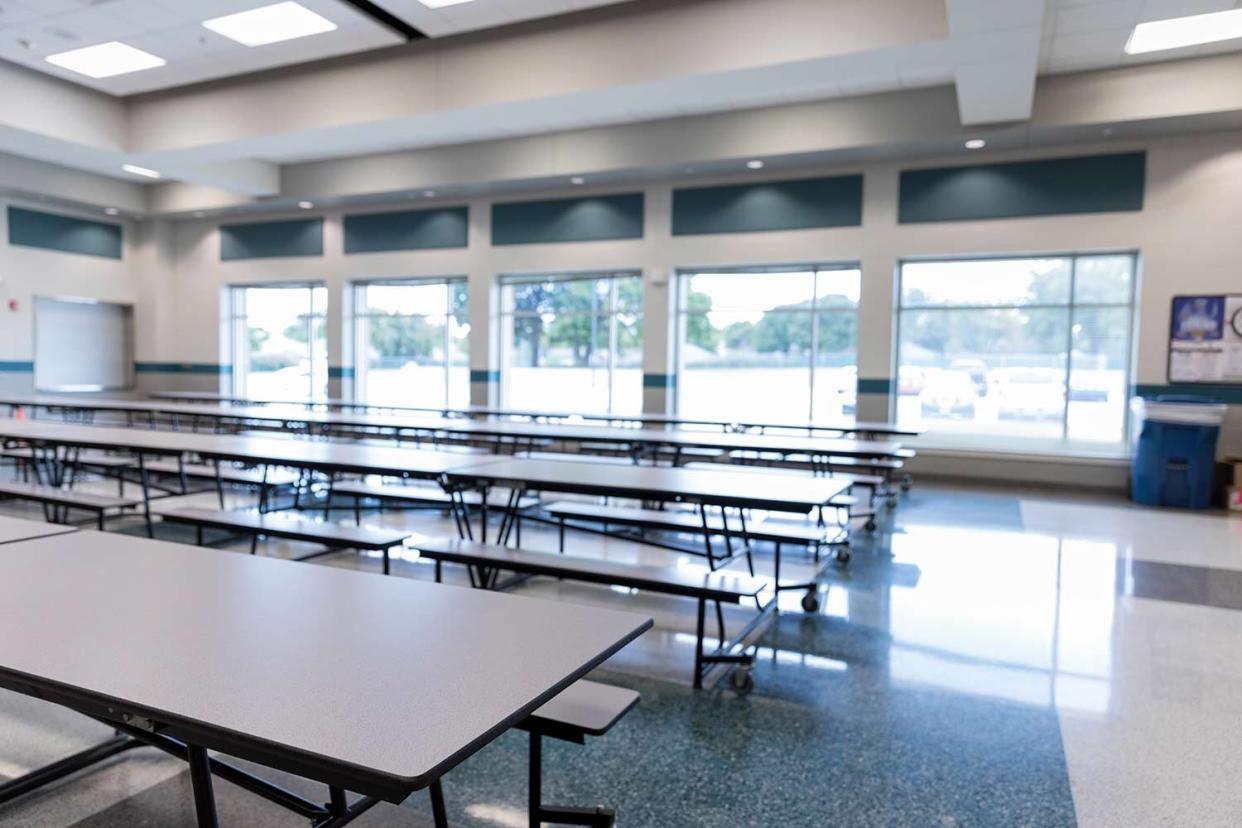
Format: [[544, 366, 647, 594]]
[[897, 365, 926, 396], [919, 370, 978, 419], [991, 368, 1065, 420]]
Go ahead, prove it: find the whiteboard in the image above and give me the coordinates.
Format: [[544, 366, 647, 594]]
[[34, 297, 133, 392]]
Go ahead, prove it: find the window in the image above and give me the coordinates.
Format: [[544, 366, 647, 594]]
[[498, 271, 642, 415], [675, 265, 861, 423], [352, 278, 469, 409], [228, 284, 327, 402], [895, 253, 1137, 447]]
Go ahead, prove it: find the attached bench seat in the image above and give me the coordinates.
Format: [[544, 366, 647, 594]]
[[516, 680, 640, 828], [0, 480, 142, 530], [143, 459, 301, 487], [410, 537, 768, 691], [162, 507, 411, 574], [332, 480, 538, 515]]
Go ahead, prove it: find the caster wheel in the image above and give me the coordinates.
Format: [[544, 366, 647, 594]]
[[835, 547, 852, 564], [901, 480, 912, 492], [800, 591, 820, 613], [865, 518, 877, 532], [729, 668, 754, 695]]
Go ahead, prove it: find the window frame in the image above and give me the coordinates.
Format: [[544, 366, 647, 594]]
[[672, 262, 863, 423], [892, 251, 1140, 450], [496, 269, 643, 415], [227, 281, 328, 402], [350, 276, 468, 409]]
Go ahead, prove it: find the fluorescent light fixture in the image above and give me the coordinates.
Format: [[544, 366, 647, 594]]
[[122, 163, 161, 179], [965, 139, 986, 149], [1125, 9, 1242, 54], [570, 176, 586, 185], [203, 2, 337, 48], [298, 201, 314, 209], [746, 160, 765, 169], [417, 0, 477, 8], [45, 41, 165, 78], [104, 207, 119, 216]]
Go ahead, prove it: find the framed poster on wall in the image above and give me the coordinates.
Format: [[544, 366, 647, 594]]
[[1168, 294, 1242, 384]]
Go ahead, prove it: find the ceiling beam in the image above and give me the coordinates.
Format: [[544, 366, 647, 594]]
[[336, 0, 426, 40]]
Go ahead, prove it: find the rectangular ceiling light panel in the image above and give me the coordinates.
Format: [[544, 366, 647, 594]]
[[45, 41, 166, 78], [1126, 9, 1242, 54], [203, 2, 338, 47]]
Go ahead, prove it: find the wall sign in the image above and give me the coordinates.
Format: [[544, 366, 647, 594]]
[[1168, 294, 1242, 384]]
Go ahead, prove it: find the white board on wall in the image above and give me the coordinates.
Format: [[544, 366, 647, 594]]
[[34, 297, 133, 392]]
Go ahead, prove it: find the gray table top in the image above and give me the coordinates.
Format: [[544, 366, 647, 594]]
[[443, 457, 852, 513], [0, 532, 651, 799], [0, 420, 469, 479], [0, 515, 78, 545]]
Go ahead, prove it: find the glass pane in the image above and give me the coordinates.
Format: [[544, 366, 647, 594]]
[[679, 309, 812, 422], [364, 283, 447, 316], [614, 275, 644, 315], [612, 313, 643, 415], [510, 278, 603, 315], [896, 307, 1069, 440], [815, 268, 861, 309], [901, 258, 1071, 307], [814, 311, 858, 421], [448, 310, 470, 410], [682, 271, 814, 312], [449, 281, 469, 323], [1067, 306, 1130, 443], [237, 286, 324, 402], [1073, 255, 1134, 305], [362, 314, 448, 408], [506, 315, 611, 414]]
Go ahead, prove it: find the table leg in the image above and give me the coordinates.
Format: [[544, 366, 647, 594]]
[[429, 778, 448, 828], [187, 744, 219, 828]]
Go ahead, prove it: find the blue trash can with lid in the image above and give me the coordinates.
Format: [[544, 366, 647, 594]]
[[1131, 395, 1227, 508]]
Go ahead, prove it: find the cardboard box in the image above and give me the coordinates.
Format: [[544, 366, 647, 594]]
[[1228, 487, 1242, 512]]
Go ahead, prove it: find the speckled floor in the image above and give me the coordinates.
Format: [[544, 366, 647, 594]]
[[1, 469, 1241, 827]]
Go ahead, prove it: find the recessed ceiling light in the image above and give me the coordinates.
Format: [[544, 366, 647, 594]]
[[203, 2, 337, 48], [1126, 9, 1242, 54], [121, 163, 161, 179], [417, 0, 477, 8], [104, 207, 119, 216], [423, 190, 436, 198], [570, 176, 586, 185], [746, 160, 765, 169], [298, 201, 314, 209], [45, 41, 165, 78], [964, 139, 986, 149]]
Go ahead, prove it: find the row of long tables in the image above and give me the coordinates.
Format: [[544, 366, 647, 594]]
[[0, 395, 912, 468], [149, 390, 922, 439]]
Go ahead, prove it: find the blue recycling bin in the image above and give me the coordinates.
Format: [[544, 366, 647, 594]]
[[1131, 396, 1227, 509]]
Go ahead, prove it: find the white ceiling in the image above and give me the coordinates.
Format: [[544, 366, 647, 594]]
[[0, 0, 636, 95]]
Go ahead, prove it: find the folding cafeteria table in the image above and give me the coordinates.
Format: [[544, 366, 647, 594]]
[[0, 531, 651, 826]]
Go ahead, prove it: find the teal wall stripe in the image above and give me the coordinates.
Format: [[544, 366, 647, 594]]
[[899, 152, 1146, 223], [470, 370, 500, 384], [0, 361, 34, 372], [221, 218, 323, 260], [492, 194, 643, 245], [672, 175, 863, 236], [328, 366, 355, 379], [857, 378, 893, 395], [1134, 383, 1242, 405], [343, 207, 468, 254], [134, 362, 232, 375], [7, 206, 122, 259], [642, 373, 675, 389]]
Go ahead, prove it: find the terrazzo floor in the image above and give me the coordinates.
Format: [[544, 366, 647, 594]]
[[1, 471, 1240, 827]]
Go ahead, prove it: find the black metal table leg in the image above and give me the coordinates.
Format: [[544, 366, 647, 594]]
[[187, 744, 219, 828], [429, 778, 448, 828]]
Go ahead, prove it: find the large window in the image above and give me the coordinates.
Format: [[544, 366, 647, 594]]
[[675, 265, 861, 423], [352, 278, 469, 409], [499, 271, 642, 415], [895, 253, 1137, 447], [228, 284, 327, 402]]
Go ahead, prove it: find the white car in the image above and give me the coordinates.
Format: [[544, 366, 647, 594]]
[[991, 369, 1065, 420]]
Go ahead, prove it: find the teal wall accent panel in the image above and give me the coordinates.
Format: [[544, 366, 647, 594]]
[[135, 362, 232, 375], [470, 370, 500, 383], [642, 373, 675, 389], [899, 152, 1146, 223], [672, 175, 863, 236], [328, 366, 355, 379], [343, 207, 468, 253], [0, 361, 34, 372], [220, 218, 323, 260], [857, 378, 893, 395], [492, 194, 643, 245], [1134, 383, 1242, 405], [7, 207, 122, 259]]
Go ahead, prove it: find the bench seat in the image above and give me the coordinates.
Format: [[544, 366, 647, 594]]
[[543, 501, 836, 547], [143, 460, 300, 487], [0, 480, 142, 530], [162, 507, 411, 574]]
